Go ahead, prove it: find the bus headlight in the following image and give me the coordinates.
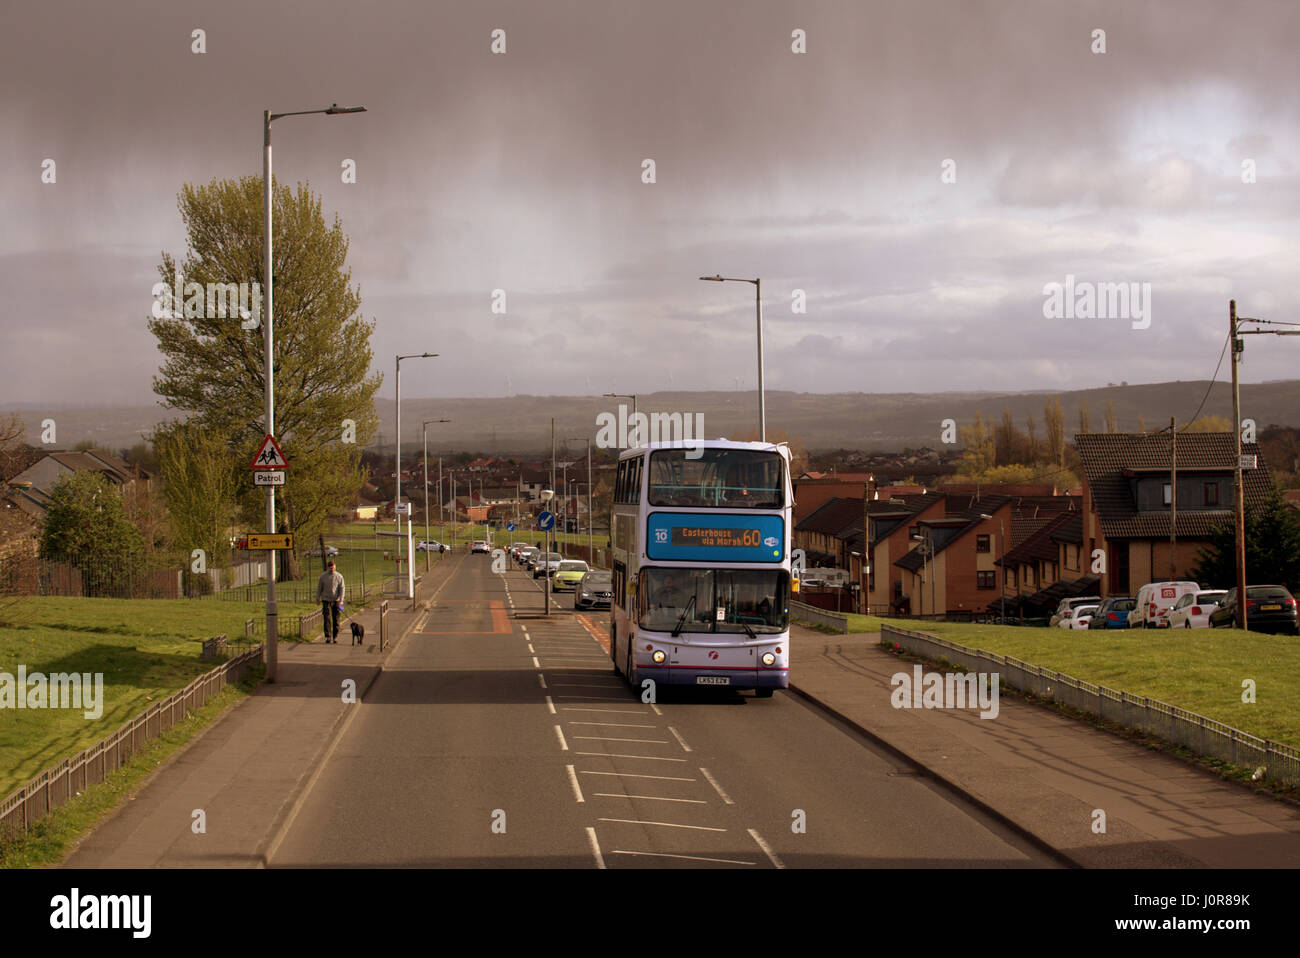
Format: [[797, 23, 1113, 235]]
[[761, 652, 776, 666], [652, 649, 667, 664]]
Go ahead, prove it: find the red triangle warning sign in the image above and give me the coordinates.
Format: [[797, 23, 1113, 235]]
[[250, 434, 289, 470]]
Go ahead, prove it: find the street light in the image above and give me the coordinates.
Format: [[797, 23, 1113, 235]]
[[540, 488, 555, 616], [566, 436, 593, 562], [910, 528, 934, 618], [423, 418, 450, 571], [699, 274, 765, 441], [262, 101, 365, 683], [980, 513, 1006, 623], [394, 352, 437, 596]]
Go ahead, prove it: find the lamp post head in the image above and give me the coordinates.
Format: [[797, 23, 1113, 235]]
[[540, 489, 555, 502], [325, 104, 367, 114], [699, 275, 724, 282]]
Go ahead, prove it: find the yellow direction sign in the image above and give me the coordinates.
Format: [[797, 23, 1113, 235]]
[[247, 533, 294, 550]]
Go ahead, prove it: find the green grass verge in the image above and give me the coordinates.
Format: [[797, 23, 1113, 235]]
[[0, 664, 264, 868], [853, 616, 1300, 747], [0, 597, 309, 797]]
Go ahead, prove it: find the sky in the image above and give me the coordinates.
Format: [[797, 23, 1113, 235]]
[[3, 0, 1298, 408]]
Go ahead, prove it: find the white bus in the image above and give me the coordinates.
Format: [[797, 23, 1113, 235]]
[[609, 439, 792, 697]]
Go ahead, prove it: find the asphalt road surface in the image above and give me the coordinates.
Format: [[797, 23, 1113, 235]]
[[268, 553, 1057, 868]]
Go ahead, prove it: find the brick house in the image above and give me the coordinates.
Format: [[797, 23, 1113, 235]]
[[1075, 432, 1271, 597]]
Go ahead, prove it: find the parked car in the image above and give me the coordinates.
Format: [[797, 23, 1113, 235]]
[[510, 542, 531, 560], [1209, 585, 1300, 633], [1088, 597, 1136, 629], [1049, 596, 1101, 628], [532, 552, 563, 578], [1129, 581, 1200, 629], [1057, 605, 1097, 630], [518, 547, 539, 566], [552, 559, 590, 592], [306, 544, 339, 557], [416, 540, 442, 552], [1165, 590, 1228, 629], [575, 570, 613, 610], [471, 540, 490, 554]]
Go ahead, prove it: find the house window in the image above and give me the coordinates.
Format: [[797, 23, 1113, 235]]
[[1204, 482, 1219, 506], [1162, 483, 1171, 506], [977, 571, 996, 589], [976, 534, 990, 553]]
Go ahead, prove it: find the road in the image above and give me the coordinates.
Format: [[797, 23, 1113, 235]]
[[268, 553, 1057, 868]]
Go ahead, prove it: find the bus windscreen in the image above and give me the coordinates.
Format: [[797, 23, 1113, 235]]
[[647, 449, 783, 508]]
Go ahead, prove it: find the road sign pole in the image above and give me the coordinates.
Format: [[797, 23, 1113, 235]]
[[263, 113, 277, 682]]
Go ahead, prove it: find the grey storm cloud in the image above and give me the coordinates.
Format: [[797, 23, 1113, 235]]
[[1, 0, 1298, 408]]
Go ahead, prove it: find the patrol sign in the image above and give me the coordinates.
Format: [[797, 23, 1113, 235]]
[[247, 533, 294, 550]]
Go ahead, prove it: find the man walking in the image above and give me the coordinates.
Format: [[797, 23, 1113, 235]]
[[317, 559, 345, 643]]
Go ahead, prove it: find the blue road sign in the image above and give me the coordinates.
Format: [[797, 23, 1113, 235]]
[[537, 511, 555, 531], [506, 523, 515, 532]]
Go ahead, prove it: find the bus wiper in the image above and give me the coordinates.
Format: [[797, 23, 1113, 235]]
[[672, 594, 697, 638], [740, 622, 756, 639]]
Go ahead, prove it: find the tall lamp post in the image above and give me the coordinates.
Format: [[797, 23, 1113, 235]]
[[541, 488, 555, 616], [423, 418, 450, 571], [565, 436, 593, 562], [699, 274, 765, 441], [394, 352, 437, 594], [262, 102, 365, 682], [910, 528, 934, 618]]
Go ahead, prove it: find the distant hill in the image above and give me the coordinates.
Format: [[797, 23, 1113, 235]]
[[8, 380, 1298, 454]]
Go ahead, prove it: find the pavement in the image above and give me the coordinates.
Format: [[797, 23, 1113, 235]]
[[57, 568, 1300, 868], [60, 555, 459, 868], [788, 626, 1300, 868]]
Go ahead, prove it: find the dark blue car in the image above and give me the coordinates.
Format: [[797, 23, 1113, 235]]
[[1088, 597, 1135, 629]]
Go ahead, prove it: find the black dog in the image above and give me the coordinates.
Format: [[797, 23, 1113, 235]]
[[350, 621, 365, 646]]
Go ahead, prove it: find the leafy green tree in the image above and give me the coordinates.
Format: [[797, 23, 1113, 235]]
[[153, 420, 240, 593], [40, 471, 145, 596], [957, 411, 995, 474], [1192, 490, 1300, 593], [1044, 397, 1065, 465], [147, 176, 381, 579]]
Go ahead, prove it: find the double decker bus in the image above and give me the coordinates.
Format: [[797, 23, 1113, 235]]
[[609, 439, 792, 696]]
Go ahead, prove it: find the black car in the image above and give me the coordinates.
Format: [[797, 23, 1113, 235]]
[[1208, 585, 1299, 634], [1087, 597, 1135, 629]]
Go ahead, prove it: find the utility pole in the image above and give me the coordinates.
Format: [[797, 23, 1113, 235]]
[[1231, 300, 1247, 629]]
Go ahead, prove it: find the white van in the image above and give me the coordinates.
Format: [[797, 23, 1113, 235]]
[[1129, 581, 1200, 629]]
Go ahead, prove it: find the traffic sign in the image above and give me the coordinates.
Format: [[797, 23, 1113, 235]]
[[250, 434, 289, 470], [395, 503, 411, 516], [506, 523, 515, 532], [247, 533, 294, 550], [254, 470, 285, 486], [537, 511, 555, 531]]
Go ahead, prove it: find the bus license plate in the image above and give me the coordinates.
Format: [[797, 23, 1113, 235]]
[[696, 676, 730, 686]]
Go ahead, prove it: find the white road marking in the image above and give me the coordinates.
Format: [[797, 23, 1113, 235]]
[[527, 643, 535, 653], [748, 828, 786, 869], [611, 850, 755, 865], [562, 707, 647, 714], [667, 726, 692, 752], [567, 721, 657, 728], [586, 827, 606, 869], [579, 770, 696, 782], [575, 752, 686, 762], [565, 763, 584, 801], [554, 694, 630, 701], [545, 695, 556, 714], [700, 767, 735, 805], [650, 703, 664, 716], [532, 656, 541, 668], [598, 818, 725, 832], [572, 736, 670, 744], [549, 683, 623, 689], [554, 725, 569, 751], [537, 674, 548, 689], [593, 793, 706, 804]]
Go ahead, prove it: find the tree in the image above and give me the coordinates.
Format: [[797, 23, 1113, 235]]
[[1044, 398, 1065, 466], [1192, 490, 1300, 594], [1024, 412, 1038, 461], [1184, 415, 1232, 433], [153, 420, 240, 593], [1078, 398, 1091, 434], [957, 411, 996, 475], [1104, 400, 1118, 433], [147, 176, 381, 579], [40, 471, 145, 596]]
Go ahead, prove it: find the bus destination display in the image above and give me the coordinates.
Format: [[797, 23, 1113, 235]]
[[672, 527, 763, 549]]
